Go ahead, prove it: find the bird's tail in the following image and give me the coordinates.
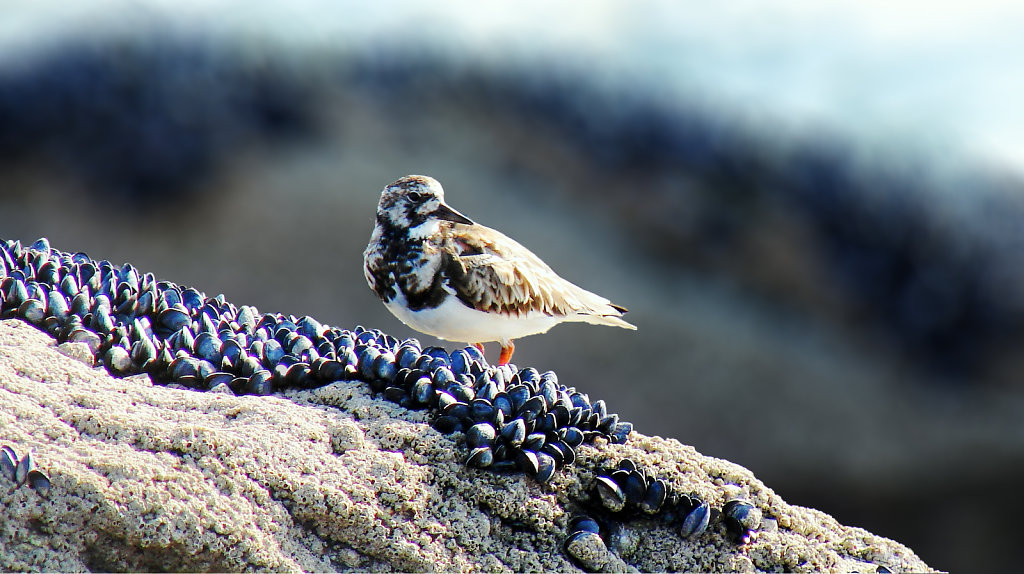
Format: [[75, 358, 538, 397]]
[[574, 301, 637, 330], [562, 283, 637, 330], [580, 312, 637, 330]]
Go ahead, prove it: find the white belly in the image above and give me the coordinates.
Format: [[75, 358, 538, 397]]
[[384, 291, 562, 345]]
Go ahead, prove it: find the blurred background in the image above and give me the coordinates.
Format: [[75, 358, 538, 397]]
[[2, 1, 1023, 570]]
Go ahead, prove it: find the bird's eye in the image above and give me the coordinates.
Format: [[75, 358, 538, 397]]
[[407, 192, 423, 202]]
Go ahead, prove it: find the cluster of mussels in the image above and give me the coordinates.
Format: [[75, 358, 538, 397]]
[[561, 459, 760, 570], [0, 237, 757, 569], [591, 459, 759, 543], [1, 445, 50, 495], [0, 237, 632, 480]]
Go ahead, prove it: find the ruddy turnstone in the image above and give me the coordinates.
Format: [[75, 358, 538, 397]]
[[363, 175, 636, 365]]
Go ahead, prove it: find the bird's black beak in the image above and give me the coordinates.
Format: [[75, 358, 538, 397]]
[[434, 203, 474, 225]]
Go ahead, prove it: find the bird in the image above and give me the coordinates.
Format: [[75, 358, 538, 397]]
[[363, 175, 636, 365]]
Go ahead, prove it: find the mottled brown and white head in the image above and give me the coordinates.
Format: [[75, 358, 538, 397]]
[[375, 175, 474, 236]]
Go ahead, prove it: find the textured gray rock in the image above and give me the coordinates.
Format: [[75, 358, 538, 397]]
[[0, 319, 934, 572]]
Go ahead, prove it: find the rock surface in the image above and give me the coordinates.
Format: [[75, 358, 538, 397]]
[[0, 319, 933, 572]]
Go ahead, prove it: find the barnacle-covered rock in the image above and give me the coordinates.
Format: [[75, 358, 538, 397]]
[[0, 232, 935, 572], [0, 318, 934, 572], [562, 530, 613, 572]]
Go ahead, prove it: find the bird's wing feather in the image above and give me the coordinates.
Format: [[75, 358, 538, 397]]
[[445, 225, 635, 329]]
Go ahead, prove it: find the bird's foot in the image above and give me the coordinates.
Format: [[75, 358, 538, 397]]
[[498, 341, 515, 366]]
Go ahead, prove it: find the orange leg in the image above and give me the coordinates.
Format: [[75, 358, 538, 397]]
[[472, 343, 485, 353], [498, 341, 515, 366]]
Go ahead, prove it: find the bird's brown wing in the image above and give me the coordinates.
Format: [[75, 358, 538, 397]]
[[444, 224, 626, 322]]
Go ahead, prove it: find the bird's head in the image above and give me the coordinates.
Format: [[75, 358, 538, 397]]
[[376, 175, 474, 234]]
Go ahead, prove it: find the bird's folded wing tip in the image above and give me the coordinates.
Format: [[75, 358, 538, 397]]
[[602, 314, 637, 330]]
